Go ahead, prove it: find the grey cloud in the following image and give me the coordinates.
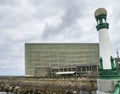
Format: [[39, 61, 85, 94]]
[[0, 0, 17, 6], [29, 0, 63, 21], [0, 0, 39, 29], [41, 0, 86, 41], [0, 7, 32, 29]]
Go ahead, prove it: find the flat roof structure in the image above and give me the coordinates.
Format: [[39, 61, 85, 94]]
[[25, 43, 99, 77]]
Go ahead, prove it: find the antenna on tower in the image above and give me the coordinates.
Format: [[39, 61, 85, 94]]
[[116, 49, 119, 58]]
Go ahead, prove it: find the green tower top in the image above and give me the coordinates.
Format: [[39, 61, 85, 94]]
[[94, 8, 109, 31]]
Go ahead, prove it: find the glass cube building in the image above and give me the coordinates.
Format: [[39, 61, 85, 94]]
[[25, 43, 99, 77]]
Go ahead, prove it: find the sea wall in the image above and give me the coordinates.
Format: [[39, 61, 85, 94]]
[[0, 77, 97, 94]]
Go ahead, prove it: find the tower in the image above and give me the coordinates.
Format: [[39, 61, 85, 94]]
[[94, 8, 120, 94], [95, 8, 112, 70]]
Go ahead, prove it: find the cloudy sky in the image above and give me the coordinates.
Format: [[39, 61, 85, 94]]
[[0, 0, 120, 75]]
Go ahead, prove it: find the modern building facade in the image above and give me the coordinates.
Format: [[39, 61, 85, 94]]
[[25, 43, 99, 77]]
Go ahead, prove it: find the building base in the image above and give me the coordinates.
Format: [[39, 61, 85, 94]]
[[97, 79, 119, 93]]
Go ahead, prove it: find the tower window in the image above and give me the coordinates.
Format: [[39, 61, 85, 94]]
[[97, 20, 100, 24], [102, 19, 106, 23]]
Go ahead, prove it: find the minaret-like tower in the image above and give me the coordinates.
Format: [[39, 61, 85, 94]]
[[94, 8, 119, 78], [95, 8, 112, 70], [94, 8, 120, 94]]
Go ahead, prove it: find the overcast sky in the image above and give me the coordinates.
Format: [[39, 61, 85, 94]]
[[0, 0, 120, 75]]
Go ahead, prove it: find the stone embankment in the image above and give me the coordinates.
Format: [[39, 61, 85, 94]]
[[0, 77, 97, 94]]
